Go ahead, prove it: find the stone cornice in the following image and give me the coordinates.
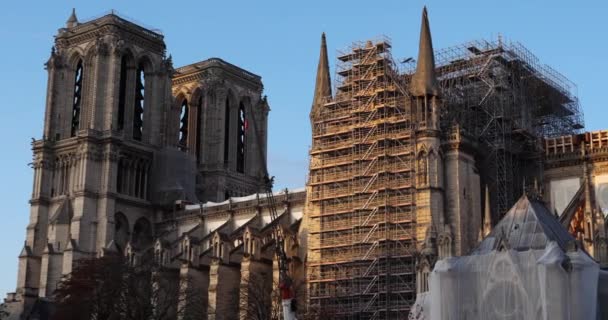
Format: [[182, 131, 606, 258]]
[[415, 128, 441, 138], [172, 58, 263, 91], [32, 130, 159, 161], [56, 14, 165, 54]]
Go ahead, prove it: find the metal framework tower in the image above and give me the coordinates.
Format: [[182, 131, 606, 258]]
[[308, 37, 416, 319], [435, 39, 584, 217]]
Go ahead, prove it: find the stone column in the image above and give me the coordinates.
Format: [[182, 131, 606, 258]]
[[208, 258, 241, 320], [239, 258, 272, 320], [178, 263, 209, 320], [38, 245, 63, 298]]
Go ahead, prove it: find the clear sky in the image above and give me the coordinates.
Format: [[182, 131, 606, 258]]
[[0, 0, 606, 298]]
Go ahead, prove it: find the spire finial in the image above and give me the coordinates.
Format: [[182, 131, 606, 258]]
[[483, 185, 492, 237], [66, 8, 79, 28], [311, 32, 332, 120], [409, 6, 439, 97]]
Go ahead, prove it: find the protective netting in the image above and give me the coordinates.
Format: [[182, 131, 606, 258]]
[[150, 147, 199, 206], [410, 241, 607, 319]]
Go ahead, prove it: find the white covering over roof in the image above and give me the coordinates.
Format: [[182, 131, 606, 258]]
[[184, 187, 306, 211], [410, 196, 608, 320]]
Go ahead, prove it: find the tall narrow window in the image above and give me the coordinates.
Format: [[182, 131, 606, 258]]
[[70, 60, 84, 137], [117, 56, 128, 130], [133, 64, 145, 141], [179, 99, 189, 151], [236, 102, 246, 173], [196, 95, 203, 162], [116, 158, 124, 194], [223, 96, 230, 166], [418, 152, 428, 186]]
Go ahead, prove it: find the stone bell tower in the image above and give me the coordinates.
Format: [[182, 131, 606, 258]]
[[7, 9, 174, 317]]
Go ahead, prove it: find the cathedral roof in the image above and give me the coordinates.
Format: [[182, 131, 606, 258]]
[[475, 195, 576, 254]]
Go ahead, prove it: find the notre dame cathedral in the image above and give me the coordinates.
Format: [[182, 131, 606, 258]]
[[5, 7, 608, 320], [4, 9, 276, 319]]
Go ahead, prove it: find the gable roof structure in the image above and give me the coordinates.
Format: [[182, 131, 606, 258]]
[[475, 195, 576, 254]]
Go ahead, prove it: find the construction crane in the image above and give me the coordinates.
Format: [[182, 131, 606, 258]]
[[247, 97, 297, 320]]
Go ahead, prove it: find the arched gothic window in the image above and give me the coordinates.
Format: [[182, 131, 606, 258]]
[[133, 63, 145, 141], [132, 217, 152, 249], [416, 262, 431, 293], [429, 150, 437, 185], [417, 151, 428, 186], [114, 212, 129, 253], [70, 60, 84, 137], [117, 56, 129, 130], [179, 99, 189, 151], [236, 101, 246, 173], [223, 96, 231, 166]]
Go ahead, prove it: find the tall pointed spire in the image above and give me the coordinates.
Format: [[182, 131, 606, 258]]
[[311, 32, 332, 119], [483, 185, 492, 236], [410, 6, 439, 97], [66, 8, 79, 28]]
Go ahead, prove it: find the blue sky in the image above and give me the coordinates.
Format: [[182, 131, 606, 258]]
[[0, 0, 606, 298]]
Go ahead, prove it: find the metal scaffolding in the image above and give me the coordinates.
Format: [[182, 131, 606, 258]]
[[308, 37, 417, 319], [435, 38, 584, 217], [306, 36, 584, 318]]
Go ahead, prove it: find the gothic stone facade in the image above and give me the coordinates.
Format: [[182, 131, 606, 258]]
[[4, 11, 274, 319]]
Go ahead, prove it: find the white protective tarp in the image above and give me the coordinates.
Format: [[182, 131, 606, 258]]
[[423, 242, 601, 320]]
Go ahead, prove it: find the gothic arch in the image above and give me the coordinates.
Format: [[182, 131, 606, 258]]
[[212, 232, 222, 258], [132, 217, 153, 249], [154, 238, 166, 265], [417, 144, 429, 157], [190, 87, 204, 107], [481, 253, 530, 319], [136, 54, 156, 74], [417, 149, 429, 186], [225, 89, 237, 110], [415, 256, 432, 293], [82, 42, 98, 67], [114, 212, 129, 253], [113, 41, 136, 59], [117, 50, 136, 131], [437, 231, 452, 258], [66, 49, 84, 69], [173, 92, 189, 149], [119, 48, 136, 66], [173, 91, 189, 108]]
